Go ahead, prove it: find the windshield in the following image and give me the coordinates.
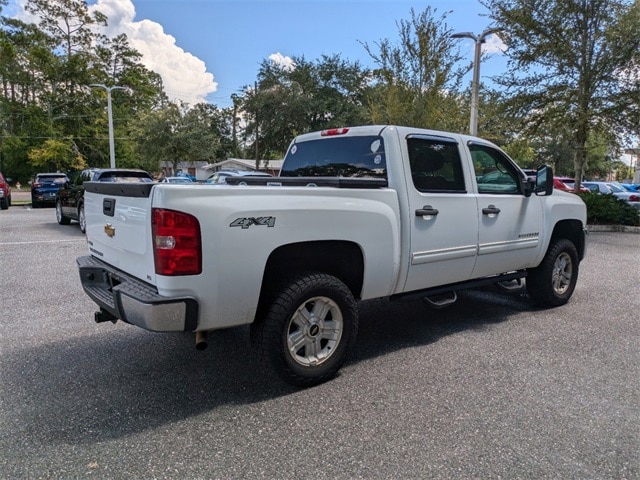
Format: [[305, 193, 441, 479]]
[[607, 183, 625, 193], [281, 135, 387, 179]]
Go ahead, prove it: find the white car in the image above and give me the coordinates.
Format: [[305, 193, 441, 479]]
[[159, 176, 195, 184], [205, 170, 272, 185]]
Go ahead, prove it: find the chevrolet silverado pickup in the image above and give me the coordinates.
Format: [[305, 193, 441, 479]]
[[77, 125, 587, 386]]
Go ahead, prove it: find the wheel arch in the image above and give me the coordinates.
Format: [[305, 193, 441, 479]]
[[550, 219, 586, 260], [260, 240, 365, 301]]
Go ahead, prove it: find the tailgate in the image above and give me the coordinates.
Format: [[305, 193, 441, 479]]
[[84, 182, 156, 283]]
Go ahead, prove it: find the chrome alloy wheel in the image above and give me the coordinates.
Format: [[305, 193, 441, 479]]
[[78, 204, 86, 233], [551, 252, 573, 295], [56, 202, 63, 222], [286, 296, 343, 367]]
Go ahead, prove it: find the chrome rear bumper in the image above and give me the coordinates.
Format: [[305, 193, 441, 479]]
[[77, 255, 198, 332]]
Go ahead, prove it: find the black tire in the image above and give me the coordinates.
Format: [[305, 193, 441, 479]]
[[32, 198, 40, 208], [251, 272, 358, 387], [0, 197, 7, 210], [527, 238, 579, 307], [56, 200, 71, 225]]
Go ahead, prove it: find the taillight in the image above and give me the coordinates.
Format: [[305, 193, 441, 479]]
[[152, 208, 201, 276], [629, 194, 640, 202], [321, 128, 349, 136]]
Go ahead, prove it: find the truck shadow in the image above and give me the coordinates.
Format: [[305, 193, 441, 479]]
[[2, 287, 534, 445]]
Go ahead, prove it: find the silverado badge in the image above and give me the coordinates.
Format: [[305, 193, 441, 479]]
[[104, 223, 115, 238]]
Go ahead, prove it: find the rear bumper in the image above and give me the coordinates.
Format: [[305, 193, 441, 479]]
[[32, 191, 58, 204], [77, 255, 198, 332]]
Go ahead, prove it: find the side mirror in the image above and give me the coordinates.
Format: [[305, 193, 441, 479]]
[[535, 165, 554, 196]]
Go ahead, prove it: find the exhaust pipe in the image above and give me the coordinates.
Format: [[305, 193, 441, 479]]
[[195, 331, 208, 350]]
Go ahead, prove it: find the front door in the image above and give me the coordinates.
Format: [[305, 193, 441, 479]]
[[469, 143, 543, 278]]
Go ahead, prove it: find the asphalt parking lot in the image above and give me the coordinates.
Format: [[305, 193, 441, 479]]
[[0, 204, 638, 479]]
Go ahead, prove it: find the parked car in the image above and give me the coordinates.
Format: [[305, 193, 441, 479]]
[[205, 170, 273, 185], [553, 177, 573, 192], [582, 181, 640, 210], [56, 168, 153, 233], [620, 183, 640, 192], [0, 171, 11, 210], [159, 176, 195, 184], [555, 177, 590, 193], [30, 173, 69, 208]]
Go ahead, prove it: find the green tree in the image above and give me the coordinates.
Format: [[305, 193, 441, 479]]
[[362, 7, 468, 131], [242, 54, 371, 159], [482, 0, 640, 191], [135, 101, 222, 173], [27, 137, 86, 171]]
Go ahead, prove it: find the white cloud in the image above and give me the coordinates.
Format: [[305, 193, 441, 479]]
[[90, 0, 217, 104], [484, 34, 507, 54], [269, 52, 296, 72], [11, 0, 217, 104]]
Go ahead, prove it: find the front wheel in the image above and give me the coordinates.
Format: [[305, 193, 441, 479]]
[[251, 272, 358, 387], [56, 200, 71, 225], [527, 239, 579, 307]]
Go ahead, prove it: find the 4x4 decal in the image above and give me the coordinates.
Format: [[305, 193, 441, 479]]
[[230, 216, 276, 229]]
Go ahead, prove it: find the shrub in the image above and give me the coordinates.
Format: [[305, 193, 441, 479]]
[[578, 193, 640, 226]]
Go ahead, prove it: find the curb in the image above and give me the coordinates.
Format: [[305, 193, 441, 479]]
[[587, 224, 640, 234]]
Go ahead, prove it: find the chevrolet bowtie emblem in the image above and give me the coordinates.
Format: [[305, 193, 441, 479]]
[[104, 223, 116, 238]]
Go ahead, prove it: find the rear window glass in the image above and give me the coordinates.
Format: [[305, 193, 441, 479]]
[[97, 172, 153, 183], [37, 175, 67, 183], [280, 135, 386, 178]]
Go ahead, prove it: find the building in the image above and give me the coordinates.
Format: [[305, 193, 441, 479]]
[[160, 161, 210, 181], [204, 158, 284, 176]]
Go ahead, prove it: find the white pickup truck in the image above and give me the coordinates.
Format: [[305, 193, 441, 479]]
[[77, 125, 587, 386]]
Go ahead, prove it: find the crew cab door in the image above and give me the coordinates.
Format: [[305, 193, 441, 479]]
[[469, 142, 543, 278], [403, 135, 479, 291]]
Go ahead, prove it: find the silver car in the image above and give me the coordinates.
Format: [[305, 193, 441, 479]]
[[582, 181, 640, 210]]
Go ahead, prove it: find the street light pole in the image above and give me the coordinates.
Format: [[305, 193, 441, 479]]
[[90, 84, 126, 168], [452, 28, 502, 136]]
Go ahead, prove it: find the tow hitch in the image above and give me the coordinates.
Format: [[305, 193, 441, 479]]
[[94, 308, 118, 324]]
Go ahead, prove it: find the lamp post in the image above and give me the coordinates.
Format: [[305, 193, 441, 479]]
[[452, 28, 502, 136], [90, 84, 126, 168]]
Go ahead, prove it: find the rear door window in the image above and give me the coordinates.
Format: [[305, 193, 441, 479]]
[[407, 136, 466, 192]]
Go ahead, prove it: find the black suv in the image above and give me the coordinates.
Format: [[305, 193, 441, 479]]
[[56, 168, 153, 233]]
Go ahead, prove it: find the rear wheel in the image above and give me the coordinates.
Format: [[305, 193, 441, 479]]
[[56, 200, 71, 225], [251, 272, 358, 387], [527, 239, 579, 307], [0, 197, 7, 210]]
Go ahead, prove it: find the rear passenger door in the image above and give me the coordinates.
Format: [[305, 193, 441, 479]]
[[470, 142, 543, 278], [404, 135, 479, 292]]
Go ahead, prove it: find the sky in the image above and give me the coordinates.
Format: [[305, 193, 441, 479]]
[[5, 0, 507, 108]]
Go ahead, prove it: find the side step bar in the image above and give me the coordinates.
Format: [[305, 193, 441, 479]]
[[423, 291, 458, 309], [391, 270, 527, 305]]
